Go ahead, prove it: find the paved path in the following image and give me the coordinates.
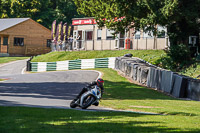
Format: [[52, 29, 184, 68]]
[[0, 60, 160, 114], [0, 60, 114, 111], [0, 59, 27, 76]]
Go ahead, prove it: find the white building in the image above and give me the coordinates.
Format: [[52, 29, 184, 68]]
[[72, 17, 169, 50]]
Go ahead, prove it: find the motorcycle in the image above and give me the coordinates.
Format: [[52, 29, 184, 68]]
[[70, 85, 102, 109]]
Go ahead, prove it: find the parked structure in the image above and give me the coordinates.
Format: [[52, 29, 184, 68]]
[[72, 17, 169, 50], [0, 18, 51, 56]]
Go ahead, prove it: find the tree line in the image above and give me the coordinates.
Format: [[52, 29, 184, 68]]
[[74, 0, 200, 47], [0, 0, 84, 29]]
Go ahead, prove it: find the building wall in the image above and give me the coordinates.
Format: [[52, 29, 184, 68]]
[[74, 23, 167, 50], [0, 19, 51, 56], [75, 25, 117, 50]]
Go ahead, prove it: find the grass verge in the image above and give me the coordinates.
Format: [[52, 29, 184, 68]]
[[31, 50, 166, 66], [0, 57, 29, 64], [0, 68, 200, 132], [31, 50, 200, 78]]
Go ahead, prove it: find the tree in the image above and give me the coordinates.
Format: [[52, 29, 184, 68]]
[[0, 0, 84, 29], [73, 0, 200, 46]]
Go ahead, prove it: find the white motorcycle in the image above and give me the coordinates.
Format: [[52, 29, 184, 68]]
[[70, 85, 102, 109]]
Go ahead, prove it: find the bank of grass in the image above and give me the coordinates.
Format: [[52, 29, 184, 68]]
[[0, 57, 29, 64], [31, 50, 166, 66], [179, 62, 200, 78], [0, 68, 200, 132], [31, 50, 200, 78]]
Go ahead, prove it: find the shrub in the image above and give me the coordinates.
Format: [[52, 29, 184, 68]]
[[165, 44, 192, 71]]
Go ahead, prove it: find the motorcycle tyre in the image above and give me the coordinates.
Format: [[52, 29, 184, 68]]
[[70, 99, 78, 108], [81, 95, 95, 109]]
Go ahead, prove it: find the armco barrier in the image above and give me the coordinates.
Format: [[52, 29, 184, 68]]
[[30, 57, 116, 72]]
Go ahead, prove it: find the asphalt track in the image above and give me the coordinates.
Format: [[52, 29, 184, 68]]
[[0, 59, 160, 114], [0, 59, 117, 111]]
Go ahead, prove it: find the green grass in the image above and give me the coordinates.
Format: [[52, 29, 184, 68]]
[[0, 57, 29, 64], [31, 50, 200, 78], [179, 62, 200, 78], [0, 106, 199, 133], [31, 50, 166, 66], [0, 68, 200, 132]]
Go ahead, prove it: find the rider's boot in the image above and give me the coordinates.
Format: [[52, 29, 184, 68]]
[[93, 101, 99, 106]]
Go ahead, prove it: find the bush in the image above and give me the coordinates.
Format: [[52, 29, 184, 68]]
[[165, 44, 192, 71]]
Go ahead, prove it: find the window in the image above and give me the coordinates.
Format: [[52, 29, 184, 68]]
[[143, 31, 153, 38], [135, 31, 140, 39], [85, 31, 93, 40], [97, 29, 102, 40], [106, 29, 115, 40], [157, 25, 166, 38], [47, 39, 51, 47], [14, 37, 24, 46], [3, 37, 8, 45]]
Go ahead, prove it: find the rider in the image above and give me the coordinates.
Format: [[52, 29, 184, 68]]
[[75, 78, 104, 106]]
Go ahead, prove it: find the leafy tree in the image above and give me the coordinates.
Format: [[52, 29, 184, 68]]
[[0, 0, 83, 29], [73, 0, 200, 46]]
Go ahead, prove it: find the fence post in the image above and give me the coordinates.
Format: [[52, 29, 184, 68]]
[[85, 41, 87, 51], [101, 39, 103, 50], [146, 38, 147, 50], [110, 40, 111, 50], [26, 56, 33, 71], [137, 39, 138, 50]]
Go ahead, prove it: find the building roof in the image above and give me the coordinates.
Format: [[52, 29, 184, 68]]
[[0, 18, 30, 32]]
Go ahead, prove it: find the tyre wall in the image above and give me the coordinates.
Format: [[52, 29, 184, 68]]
[[115, 56, 200, 101]]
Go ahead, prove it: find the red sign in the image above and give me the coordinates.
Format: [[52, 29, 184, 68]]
[[72, 19, 96, 25], [72, 17, 125, 25]]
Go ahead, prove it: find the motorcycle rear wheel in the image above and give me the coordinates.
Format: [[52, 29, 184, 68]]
[[70, 99, 78, 108]]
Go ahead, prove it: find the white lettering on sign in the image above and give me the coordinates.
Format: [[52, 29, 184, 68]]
[[72, 19, 95, 25]]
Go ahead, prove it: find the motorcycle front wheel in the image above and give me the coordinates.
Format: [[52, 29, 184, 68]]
[[81, 95, 95, 109]]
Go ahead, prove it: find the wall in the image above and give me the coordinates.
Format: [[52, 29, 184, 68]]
[[75, 24, 167, 50], [30, 57, 116, 72], [75, 25, 118, 50]]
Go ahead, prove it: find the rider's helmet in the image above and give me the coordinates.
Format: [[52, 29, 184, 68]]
[[97, 78, 104, 88]]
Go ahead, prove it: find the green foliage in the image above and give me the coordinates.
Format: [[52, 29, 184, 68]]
[[0, 0, 83, 29], [165, 44, 193, 71], [74, 0, 199, 45]]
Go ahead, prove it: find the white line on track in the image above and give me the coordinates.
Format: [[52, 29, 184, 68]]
[[21, 67, 26, 74]]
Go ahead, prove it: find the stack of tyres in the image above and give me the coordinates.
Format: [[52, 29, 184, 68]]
[[187, 78, 200, 101], [125, 60, 139, 77], [117, 57, 130, 71], [115, 57, 121, 70], [160, 70, 174, 93], [147, 67, 162, 90], [171, 73, 188, 98], [139, 66, 150, 85]]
